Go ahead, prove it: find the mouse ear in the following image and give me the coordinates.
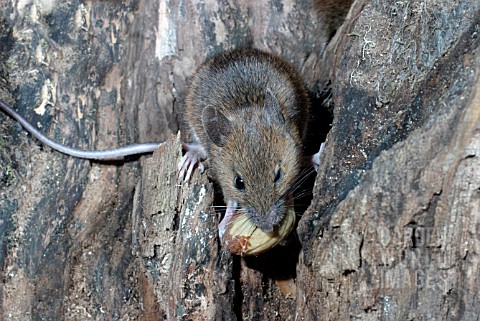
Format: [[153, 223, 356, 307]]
[[202, 106, 232, 147], [264, 89, 286, 125]]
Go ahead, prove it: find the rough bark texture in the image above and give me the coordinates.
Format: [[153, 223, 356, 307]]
[[0, 0, 478, 321], [296, 0, 480, 320]]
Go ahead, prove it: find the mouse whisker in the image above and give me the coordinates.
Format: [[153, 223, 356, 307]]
[[292, 190, 313, 200], [294, 167, 316, 186], [209, 205, 229, 209], [282, 168, 316, 198]]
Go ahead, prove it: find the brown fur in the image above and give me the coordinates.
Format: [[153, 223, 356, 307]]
[[185, 48, 310, 232]]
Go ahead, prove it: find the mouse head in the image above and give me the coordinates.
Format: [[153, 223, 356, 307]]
[[202, 90, 302, 232]]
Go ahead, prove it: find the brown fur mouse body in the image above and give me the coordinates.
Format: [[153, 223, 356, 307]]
[[179, 48, 311, 233]]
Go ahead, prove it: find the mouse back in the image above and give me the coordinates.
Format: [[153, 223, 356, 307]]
[[185, 48, 310, 147]]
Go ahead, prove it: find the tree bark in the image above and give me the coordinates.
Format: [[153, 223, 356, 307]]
[[0, 0, 478, 320], [296, 0, 480, 320]]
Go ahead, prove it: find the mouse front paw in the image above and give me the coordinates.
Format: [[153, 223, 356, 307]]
[[177, 142, 207, 181], [309, 142, 325, 172]]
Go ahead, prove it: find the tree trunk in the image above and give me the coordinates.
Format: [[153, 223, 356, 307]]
[[0, 0, 478, 320], [296, 1, 480, 319]]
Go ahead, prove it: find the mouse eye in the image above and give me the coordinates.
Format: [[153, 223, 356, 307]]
[[234, 174, 245, 191], [274, 165, 283, 184]]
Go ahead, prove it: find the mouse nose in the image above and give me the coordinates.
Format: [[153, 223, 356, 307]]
[[246, 204, 275, 233], [257, 202, 286, 233]]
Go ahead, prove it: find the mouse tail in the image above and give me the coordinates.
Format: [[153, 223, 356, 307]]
[[0, 98, 162, 160]]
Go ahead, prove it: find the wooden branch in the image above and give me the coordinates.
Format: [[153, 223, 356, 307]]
[[135, 133, 235, 319]]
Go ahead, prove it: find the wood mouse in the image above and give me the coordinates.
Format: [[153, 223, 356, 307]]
[[0, 48, 322, 235], [178, 48, 319, 234]]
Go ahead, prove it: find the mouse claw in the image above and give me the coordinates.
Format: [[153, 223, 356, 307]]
[[184, 155, 197, 182], [177, 153, 187, 172], [178, 151, 198, 182], [177, 154, 190, 181], [178, 143, 207, 182]]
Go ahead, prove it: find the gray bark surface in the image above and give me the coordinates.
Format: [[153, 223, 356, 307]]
[[0, 0, 478, 320]]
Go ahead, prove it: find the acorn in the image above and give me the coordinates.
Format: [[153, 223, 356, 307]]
[[220, 204, 295, 256]]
